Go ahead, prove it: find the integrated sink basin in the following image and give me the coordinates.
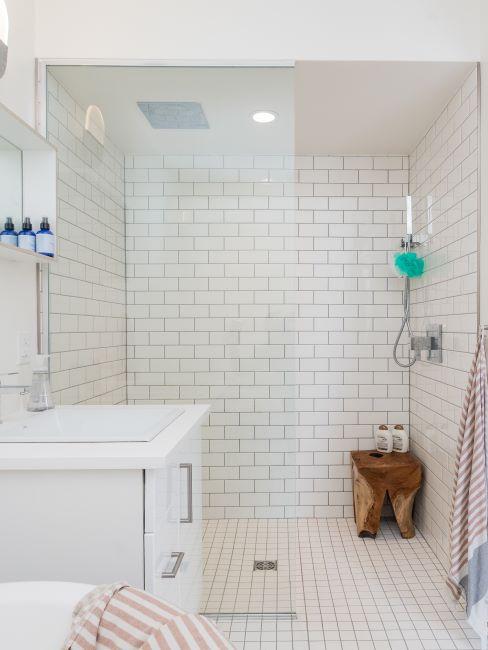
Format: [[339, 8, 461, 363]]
[[0, 405, 184, 443]]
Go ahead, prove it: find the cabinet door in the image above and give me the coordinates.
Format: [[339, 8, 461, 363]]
[[177, 425, 202, 613], [144, 460, 180, 534], [144, 531, 182, 608], [144, 422, 202, 612]]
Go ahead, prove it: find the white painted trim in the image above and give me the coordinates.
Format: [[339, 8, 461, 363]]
[[35, 58, 47, 137], [36, 58, 295, 68]]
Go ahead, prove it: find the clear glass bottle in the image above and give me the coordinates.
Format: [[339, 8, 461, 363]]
[[27, 354, 54, 412]]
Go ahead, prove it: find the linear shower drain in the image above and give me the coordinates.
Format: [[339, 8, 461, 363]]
[[253, 560, 277, 571]]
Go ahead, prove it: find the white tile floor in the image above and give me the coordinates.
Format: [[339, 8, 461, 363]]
[[202, 518, 480, 650], [201, 518, 296, 615]]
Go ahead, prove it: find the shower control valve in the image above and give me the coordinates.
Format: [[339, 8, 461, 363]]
[[410, 324, 442, 363]]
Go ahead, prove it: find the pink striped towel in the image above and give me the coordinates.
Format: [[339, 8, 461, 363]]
[[447, 330, 488, 647], [63, 582, 234, 649]]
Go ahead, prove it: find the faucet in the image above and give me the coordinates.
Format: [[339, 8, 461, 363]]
[[0, 373, 31, 424]]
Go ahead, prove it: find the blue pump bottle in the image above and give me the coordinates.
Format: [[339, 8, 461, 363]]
[[18, 218, 36, 251], [0, 217, 18, 246], [36, 217, 55, 257]]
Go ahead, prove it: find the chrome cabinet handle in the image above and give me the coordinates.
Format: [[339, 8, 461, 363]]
[[180, 463, 193, 523], [161, 552, 185, 578]]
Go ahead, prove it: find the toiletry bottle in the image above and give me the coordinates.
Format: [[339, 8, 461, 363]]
[[36, 217, 55, 257], [18, 218, 36, 252], [392, 424, 409, 453], [0, 217, 18, 246], [375, 424, 393, 453], [27, 354, 54, 412]]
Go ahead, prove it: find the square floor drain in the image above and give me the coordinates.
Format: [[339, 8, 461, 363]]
[[253, 560, 277, 571]]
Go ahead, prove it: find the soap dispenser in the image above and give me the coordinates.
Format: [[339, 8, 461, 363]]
[[27, 354, 54, 412]]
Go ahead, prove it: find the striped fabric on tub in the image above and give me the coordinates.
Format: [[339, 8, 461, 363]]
[[63, 582, 233, 650]]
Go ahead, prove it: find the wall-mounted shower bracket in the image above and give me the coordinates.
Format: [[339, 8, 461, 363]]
[[410, 324, 442, 363], [401, 236, 420, 249]]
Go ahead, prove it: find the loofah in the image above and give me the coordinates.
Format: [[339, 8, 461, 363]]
[[394, 251, 424, 278]]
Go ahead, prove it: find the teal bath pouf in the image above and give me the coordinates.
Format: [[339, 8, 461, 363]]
[[394, 251, 425, 278]]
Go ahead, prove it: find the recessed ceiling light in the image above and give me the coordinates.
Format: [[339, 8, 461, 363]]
[[252, 110, 277, 124]]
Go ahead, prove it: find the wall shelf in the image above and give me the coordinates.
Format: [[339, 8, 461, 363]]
[[0, 242, 55, 264], [0, 99, 57, 262]]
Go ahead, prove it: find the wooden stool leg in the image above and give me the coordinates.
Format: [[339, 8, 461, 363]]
[[389, 488, 419, 539], [353, 469, 385, 538]]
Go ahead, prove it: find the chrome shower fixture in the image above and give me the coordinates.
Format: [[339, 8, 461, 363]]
[[393, 276, 417, 368], [400, 233, 420, 250], [402, 196, 420, 249]]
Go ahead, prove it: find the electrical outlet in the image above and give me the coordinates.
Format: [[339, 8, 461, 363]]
[[17, 333, 31, 365]]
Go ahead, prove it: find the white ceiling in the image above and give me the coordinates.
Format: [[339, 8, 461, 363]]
[[49, 66, 294, 155], [49, 61, 475, 156], [295, 61, 475, 154]]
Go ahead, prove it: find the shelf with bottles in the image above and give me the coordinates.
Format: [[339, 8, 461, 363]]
[[0, 216, 56, 264], [0, 100, 57, 266], [0, 241, 55, 264]]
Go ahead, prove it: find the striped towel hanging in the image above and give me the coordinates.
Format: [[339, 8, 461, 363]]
[[448, 329, 488, 647]]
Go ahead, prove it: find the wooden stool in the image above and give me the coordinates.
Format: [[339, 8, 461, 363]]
[[350, 450, 422, 539]]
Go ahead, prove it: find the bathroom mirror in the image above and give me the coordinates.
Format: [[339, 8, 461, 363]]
[[0, 134, 22, 227]]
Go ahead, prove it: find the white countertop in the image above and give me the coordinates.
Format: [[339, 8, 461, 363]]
[[0, 405, 209, 470]]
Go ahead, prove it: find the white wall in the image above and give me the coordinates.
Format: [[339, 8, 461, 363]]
[[0, 0, 36, 126], [34, 0, 480, 62], [125, 152, 408, 519], [0, 0, 38, 409], [409, 67, 478, 569], [46, 74, 127, 405]]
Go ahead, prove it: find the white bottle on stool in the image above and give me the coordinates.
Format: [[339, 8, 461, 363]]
[[375, 424, 393, 453], [392, 424, 409, 453]]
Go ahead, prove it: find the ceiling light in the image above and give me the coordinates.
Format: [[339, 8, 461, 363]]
[[252, 111, 277, 124]]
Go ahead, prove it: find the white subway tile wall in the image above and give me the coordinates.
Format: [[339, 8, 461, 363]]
[[125, 153, 409, 519], [409, 67, 479, 569], [46, 74, 127, 405]]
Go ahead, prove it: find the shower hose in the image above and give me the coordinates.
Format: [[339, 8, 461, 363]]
[[393, 276, 417, 368]]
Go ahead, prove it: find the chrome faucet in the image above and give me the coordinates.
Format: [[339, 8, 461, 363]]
[[0, 373, 31, 424]]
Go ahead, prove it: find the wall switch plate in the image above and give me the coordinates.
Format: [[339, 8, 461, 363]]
[[17, 333, 31, 365]]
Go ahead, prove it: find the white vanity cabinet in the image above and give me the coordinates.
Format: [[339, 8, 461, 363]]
[[0, 405, 207, 614], [144, 419, 202, 611]]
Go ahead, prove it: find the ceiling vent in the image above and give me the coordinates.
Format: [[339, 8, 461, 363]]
[[137, 102, 209, 129]]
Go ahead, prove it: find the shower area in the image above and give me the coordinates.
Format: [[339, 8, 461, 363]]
[[42, 60, 480, 646]]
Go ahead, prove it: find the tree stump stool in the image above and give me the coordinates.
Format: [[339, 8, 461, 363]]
[[350, 450, 422, 539]]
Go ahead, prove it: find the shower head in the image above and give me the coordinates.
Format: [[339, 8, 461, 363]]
[[137, 102, 209, 129]]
